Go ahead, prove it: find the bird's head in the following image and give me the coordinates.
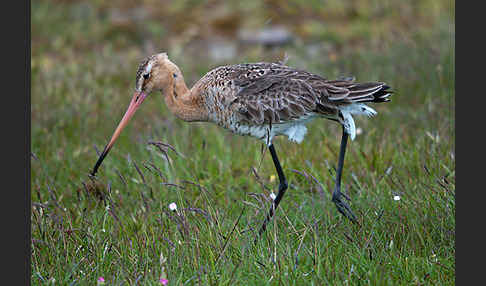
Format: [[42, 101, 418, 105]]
[[91, 52, 179, 176], [135, 52, 181, 96]]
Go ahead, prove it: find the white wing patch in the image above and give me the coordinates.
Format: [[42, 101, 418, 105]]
[[340, 110, 356, 140], [232, 117, 313, 145], [282, 124, 308, 143], [339, 103, 377, 140]]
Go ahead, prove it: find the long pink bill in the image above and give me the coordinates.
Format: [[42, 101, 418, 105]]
[[91, 91, 147, 176]]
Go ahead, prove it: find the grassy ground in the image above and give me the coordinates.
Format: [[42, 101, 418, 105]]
[[31, 0, 454, 285]]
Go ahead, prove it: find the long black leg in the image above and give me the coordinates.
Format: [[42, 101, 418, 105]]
[[332, 126, 357, 223], [255, 144, 288, 243]]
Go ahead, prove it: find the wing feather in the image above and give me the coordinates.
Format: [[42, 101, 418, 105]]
[[218, 63, 391, 125]]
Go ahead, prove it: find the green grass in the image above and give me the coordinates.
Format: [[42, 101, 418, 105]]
[[31, 0, 454, 284]]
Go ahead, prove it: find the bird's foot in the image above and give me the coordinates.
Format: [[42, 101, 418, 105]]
[[332, 190, 357, 223]]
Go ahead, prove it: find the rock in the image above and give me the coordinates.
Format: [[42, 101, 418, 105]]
[[238, 26, 293, 47], [208, 37, 237, 62]]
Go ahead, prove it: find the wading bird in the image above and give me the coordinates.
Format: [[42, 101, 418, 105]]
[[91, 52, 392, 239]]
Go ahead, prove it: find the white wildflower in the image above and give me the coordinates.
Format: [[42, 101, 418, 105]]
[[169, 202, 177, 211], [393, 195, 401, 201], [269, 192, 277, 201]]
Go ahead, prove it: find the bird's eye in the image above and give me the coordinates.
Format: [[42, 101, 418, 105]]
[[143, 73, 150, 79], [173, 73, 178, 78]]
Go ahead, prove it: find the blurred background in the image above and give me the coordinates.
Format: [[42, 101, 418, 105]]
[[32, 0, 454, 79]]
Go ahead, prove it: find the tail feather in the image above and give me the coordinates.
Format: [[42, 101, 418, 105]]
[[323, 80, 394, 141], [348, 83, 393, 103], [328, 82, 393, 103]]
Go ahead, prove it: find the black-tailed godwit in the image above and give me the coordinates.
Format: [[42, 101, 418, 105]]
[[91, 52, 392, 239]]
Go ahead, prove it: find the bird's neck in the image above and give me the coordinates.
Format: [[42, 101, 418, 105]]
[[164, 77, 208, 122]]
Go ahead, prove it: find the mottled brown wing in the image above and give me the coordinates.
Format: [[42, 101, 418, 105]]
[[226, 63, 391, 125], [231, 76, 321, 125]]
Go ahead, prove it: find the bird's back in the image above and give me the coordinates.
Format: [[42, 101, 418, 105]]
[[192, 62, 392, 141]]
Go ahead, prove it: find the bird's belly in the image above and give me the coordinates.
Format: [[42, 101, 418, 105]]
[[226, 115, 316, 144], [230, 124, 269, 140], [273, 122, 309, 143]]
